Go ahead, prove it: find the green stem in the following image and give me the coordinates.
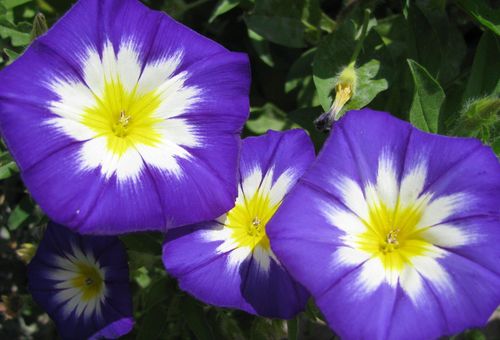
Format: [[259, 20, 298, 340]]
[[287, 317, 299, 340], [184, 0, 211, 11], [350, 8, 371, 63]]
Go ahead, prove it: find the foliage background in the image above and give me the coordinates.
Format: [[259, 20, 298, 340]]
[[0, 0, 499, 339]]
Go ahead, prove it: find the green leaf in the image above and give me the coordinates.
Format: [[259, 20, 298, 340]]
[[285, 48, 320, 108], [244, 0, 310, 48], [250, 319, 286, 339], [286, 48, 315, 93], [462, 329, 487, 340], [245, 15, 305, 48], [343, 59, 388, 112], [464, 32, 500, 100], [407, 59, 445, 133], [3, 48, 19, 64], [456, 0, 500, 36], [246, 104, 300, 134], [247, 28, 274, 67], [374, 15, 407, 61], [120, 232, 162, 255], [142, 276, 169, 310], [209, 0, 239, 23], [136, 304, 168, 340], [0, 161, 18, 180], [8, 198, 31, 230], [405, 3, 466, 84], [319, 12, 336, 33], [180, 296, 213, 340], [492, 137, 500, 156], [1, 0, 32, 10], [0, 19, 31, 46], [128, 250, 159, 271], [133, 266, 152, 288]]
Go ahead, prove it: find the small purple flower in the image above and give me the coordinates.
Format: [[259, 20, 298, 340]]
[[0, 0, 250, 234], [163, 130, 314, 318], [268, 109, 500, 339], [28, 223, 133, 340]]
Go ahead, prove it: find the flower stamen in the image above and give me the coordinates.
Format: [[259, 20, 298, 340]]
[[248, 216, 262, 236], [380, 228, 400, 253], [112, 111, 132, 138]]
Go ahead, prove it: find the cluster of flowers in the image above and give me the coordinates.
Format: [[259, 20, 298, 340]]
[[1, 0, 500, 339]]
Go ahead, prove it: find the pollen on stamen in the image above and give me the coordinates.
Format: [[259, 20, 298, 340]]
[[381, 228, 400, 253], [248, 216, 263, 236], [112, 111, 132, 138]]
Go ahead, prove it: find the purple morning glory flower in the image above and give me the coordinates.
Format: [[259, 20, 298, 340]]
[[0, 0, 250, 234], [28, 223, 133, 340], [162, 130, 314, 318], [267, 109, 500, 339]]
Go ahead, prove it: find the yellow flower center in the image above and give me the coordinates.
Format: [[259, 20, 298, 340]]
[[81, 79, 163, 156], [70, 262, 105, 301], [224, 188, 280, 251], [356, 201, 432, 273]]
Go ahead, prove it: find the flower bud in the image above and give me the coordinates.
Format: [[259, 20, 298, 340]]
[[315, 62, 357, 131], [16, 243, 37, 264], [453, 96, 499, 142], [30, 13, 48, 41]]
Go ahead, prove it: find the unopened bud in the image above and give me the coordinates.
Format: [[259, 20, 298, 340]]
[[31, 13, 48, 41], [16, 243, 37, 264], [453, 96, 500, 142], [315, 62, 357, 131]]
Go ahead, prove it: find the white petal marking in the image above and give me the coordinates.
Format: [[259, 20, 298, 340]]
[[151, 72, 201, 120], [324, 205, 367, 236], [334, 246, 370, 267], [268, 169, 296, 207], [399, 162, 427, 208], [155, 119, 199, 148], [420, 224, 471, 248], [335, 176, 370, 221], [399, 265, 424, 303], [240, 167, 263, 204], [416, 193, 468, 229], [82, 45, 105, 96], [137, 51, 184, 96], [227, 246, 252, 267], [134, 140, 186, 177], [48, 79, 95, 122], [46, 117, 95, 141], [410, 254, 454, 295], [101, 41, 118, 85], [252, 245, 272, 272], [79, 137, 145, 181], [354, 257, 386, 294], [49, 246, 106, 320], [116, 41, 142, 94], [376, 152, 399, 210]]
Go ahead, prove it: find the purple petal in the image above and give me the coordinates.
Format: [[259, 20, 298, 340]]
[[0, 0, 250, 234], [268, 109, 500, 339], [27, 223, 133, 340], [163, 130, 315, 318]]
